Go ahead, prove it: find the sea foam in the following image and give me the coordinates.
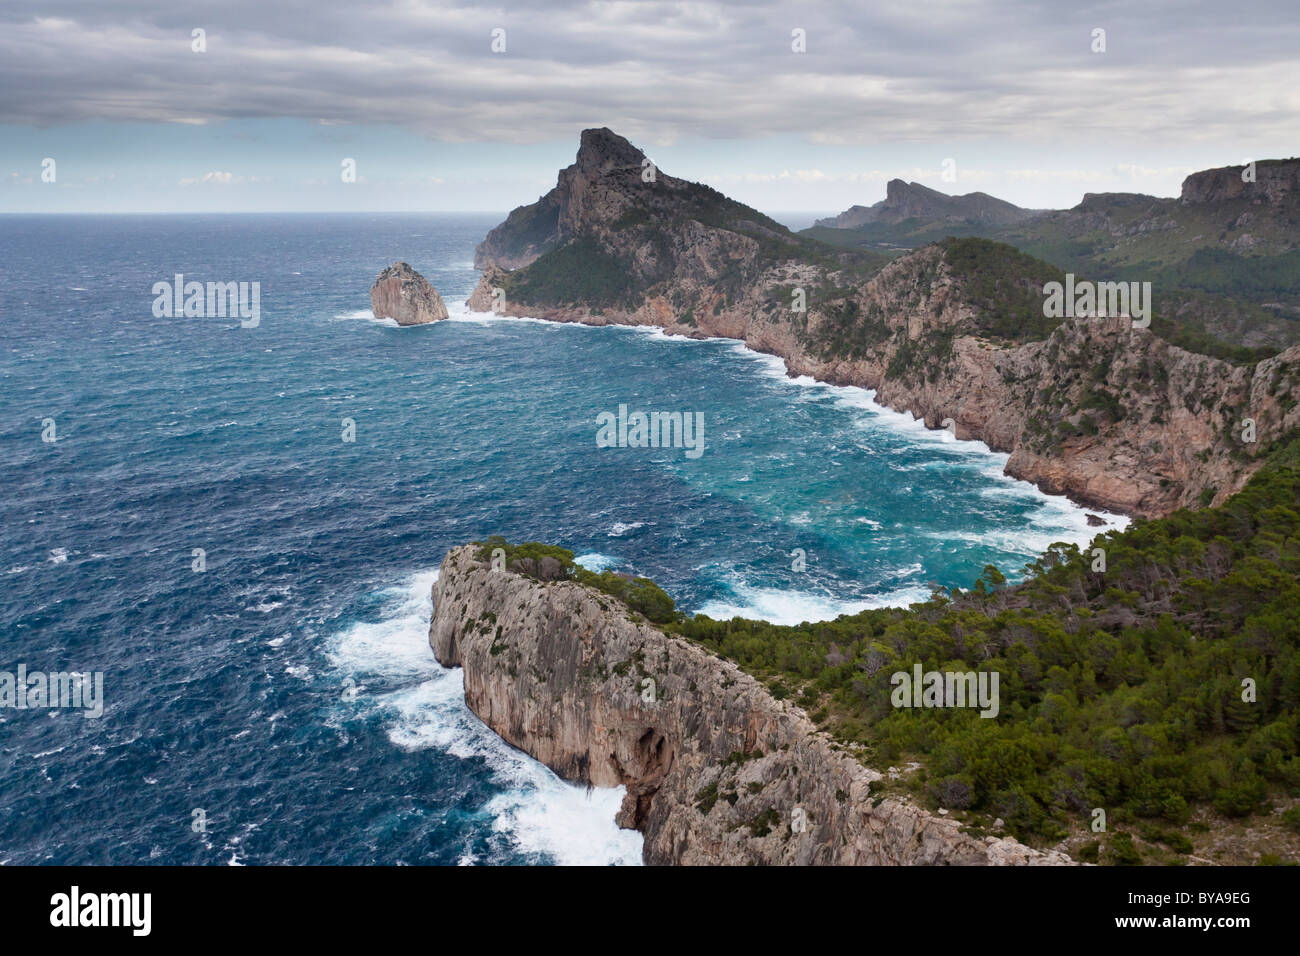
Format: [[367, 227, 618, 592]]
[[325, 568, 643, 866]]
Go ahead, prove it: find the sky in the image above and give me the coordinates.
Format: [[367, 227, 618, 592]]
[[1, 0, 1298, 216]]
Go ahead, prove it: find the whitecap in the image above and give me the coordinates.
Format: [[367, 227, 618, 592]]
[[332, 309, 398, 326], [574, 552, 618, 572], [696, 579, 931, 626]]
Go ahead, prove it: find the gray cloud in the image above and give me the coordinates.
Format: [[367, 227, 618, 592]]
[[1, 0, 1297, 146]]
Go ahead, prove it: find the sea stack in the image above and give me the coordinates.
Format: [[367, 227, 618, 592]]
[[370, 261, 449, 326]]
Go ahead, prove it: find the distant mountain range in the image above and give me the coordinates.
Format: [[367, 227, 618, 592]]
[[813, 179, 1042, 230], [805, 161, 1300, 330]]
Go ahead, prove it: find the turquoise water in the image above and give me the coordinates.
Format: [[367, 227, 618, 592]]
[[0, 213, 1118, 864]]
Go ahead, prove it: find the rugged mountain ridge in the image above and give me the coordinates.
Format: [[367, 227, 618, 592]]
[[1002, 160, 1300, 264], [812, 159, 1300, 263], [814, 179, 1040, 230], [429, 544, 1073, 866], [467, 129, 1300, 518]]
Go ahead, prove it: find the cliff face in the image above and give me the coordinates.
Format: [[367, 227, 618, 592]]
[[370, 261, 448, 326], [1181, 159, 1300, 206], [473, 128, 653, 270], [430, 545, 1072, 866], [468, 133, 1300, 517]]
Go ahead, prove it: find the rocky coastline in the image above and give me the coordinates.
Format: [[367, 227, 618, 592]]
[[459, 129, 1300, 519], [429, 544, 1074, 866]]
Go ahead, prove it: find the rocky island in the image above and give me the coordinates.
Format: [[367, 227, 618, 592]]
[[370, 261, 448, 326]]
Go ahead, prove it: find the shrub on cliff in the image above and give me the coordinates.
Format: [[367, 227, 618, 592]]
[[503, 238, 636, 308], [473, 536, 677, 623], [573, 569, 677, 624], [663, 434, 1300, 848]]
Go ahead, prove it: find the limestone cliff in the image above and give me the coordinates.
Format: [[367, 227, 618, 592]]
[[370, 261, 449, 326], [1180, 158, 1300, 206], [468, 130, 1300, 518], [430, 544, 1072, 866]]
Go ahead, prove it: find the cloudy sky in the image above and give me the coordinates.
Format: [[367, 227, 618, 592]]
[[2, 0, 1297, 216]]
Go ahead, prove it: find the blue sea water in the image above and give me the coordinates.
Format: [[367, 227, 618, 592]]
[[0, 213, 1121, 865]]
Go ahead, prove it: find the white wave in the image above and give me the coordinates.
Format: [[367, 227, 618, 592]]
[[607, 521, 644, 537], [48, 548, 69, 564], [624, 325, 730, 345], [332, 309, 398, 326], [574, 552, 618, 572], [325, 568, 643, 866], [922, 513, 1124, 559], [438, 298, 1126, 575], [485, 780, 640, 866], [697, 579, 931, 625], [443, 299, 571, 327], [714, 338, 1132, 541]]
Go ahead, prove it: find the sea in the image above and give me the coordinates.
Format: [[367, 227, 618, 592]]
[[0, 213, 1122, 865]]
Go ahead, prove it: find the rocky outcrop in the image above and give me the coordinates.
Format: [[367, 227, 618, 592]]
[[1003, 159, 1300, 265], [815, 179, 1040, 230], [430, 545, 1073, 866], [370, 262, 448, 326], [1181, 158, 1300, 206], [473, 127, 797, 280], [468, 131, 1300, 517]]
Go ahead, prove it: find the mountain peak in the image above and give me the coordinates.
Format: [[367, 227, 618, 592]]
[[817, 180, 1036, 229], [575, 127, 646, 173]]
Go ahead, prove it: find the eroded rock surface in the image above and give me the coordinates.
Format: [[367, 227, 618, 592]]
[[467, 131, 1300, 518], [370, 261, 448, 326], [430, 545, 1074, 866]]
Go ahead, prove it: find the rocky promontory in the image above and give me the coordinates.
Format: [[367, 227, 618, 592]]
[[467, 129, 1300, 518], [429, 544, 1073, 866], [370, 261, 448, 326]]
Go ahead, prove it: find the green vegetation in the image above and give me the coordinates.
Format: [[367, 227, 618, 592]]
[[474, 536, 678, 624], [938, 238, 1068, 342], [651, 437, 1300, 847], [503, 238, 637, 309], [801, 186, 1300, 361], [1160, 248, 1300, 306]]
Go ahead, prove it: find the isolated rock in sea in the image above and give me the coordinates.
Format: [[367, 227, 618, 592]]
[[430, 544, 1075, 866], [370, 262, 448, 326]]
